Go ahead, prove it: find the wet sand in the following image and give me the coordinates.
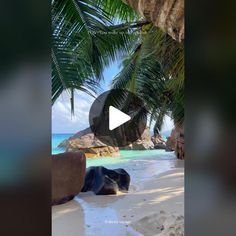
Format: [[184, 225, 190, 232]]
[[52, 155, 184, 236]]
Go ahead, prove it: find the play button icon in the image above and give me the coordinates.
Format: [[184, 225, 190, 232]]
[[109, 106, 131, 131], [89, 89, 147, 147]]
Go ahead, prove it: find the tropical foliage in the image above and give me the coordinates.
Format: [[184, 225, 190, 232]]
[[52, 0, 137, 112], [112, 25, 184, 134], [52, 0, 184, 134]]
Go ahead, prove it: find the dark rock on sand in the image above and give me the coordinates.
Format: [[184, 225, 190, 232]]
[[81, 166, 130, 195], [52, 152, 86, 205]]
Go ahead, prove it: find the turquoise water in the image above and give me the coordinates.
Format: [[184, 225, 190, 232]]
[[52, 133, 174, 168], [86, 149, 175, 168], [52, 133, 74, 154]]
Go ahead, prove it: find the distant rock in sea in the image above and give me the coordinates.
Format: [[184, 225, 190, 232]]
[[165, 126, 184, 159], [58, 127, 119, 158], [121, 127, 155, 150], [151, 134, 167, 149], [59, 127, 171, 153]]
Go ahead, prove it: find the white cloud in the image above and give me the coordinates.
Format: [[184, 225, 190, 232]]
[[52, 90, 175, 135], [52, 90, 94, 133], [148, 115, 174, 137], [161, 115, 174, 132]]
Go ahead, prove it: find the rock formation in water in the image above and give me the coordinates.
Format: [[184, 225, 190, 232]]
[[52, 152, 86, 205], [165, 126, 184, 159], [58, 128, 119, 158], [165, 129, 176, 152], [81, 166, 130, 195], [151, 134, 167, 149], [121, 127, 154, 150]]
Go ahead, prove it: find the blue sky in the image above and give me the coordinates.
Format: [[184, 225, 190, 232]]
[[52, 61, 174, 135]]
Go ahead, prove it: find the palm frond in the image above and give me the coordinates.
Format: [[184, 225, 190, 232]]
[[111, 25, 184, 134], [96, 0, 139, 22], [52, 0, 137, 108]]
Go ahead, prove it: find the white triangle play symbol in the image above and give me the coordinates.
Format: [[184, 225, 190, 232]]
[[109, 106, 131, 131]]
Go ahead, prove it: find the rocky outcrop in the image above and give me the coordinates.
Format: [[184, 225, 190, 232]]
[[165, 129, 176, 152], [154, 143, 167, 149], [165, 126, 184, 159], [132, 140, 154, 150], [151, 134, 166, 149], [58, 128, 119, 158], [52, 152, 86, 205], [175, 126, 184, 160], [81, 166, 130, 195], [121, 127, 154, 150]]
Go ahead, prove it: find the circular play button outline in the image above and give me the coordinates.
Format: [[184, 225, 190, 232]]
[[89, 89, 147, 147]]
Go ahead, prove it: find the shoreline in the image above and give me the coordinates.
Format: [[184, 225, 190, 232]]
[[52, 155, 184, 236]]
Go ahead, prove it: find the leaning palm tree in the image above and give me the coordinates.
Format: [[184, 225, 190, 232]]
[[96, 1, 184, 160], [52, 0, 138, 112], [111, 24, 184, 158], [116, 0, 185, 159], [52, 0, 185, 159]]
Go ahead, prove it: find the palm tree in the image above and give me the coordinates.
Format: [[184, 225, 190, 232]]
[[111, 24, 184, 159], [52, 0, 184, 159], [52, 0, 138, 112], [120, 0, 184, 42], [116, 0, 185, 159]]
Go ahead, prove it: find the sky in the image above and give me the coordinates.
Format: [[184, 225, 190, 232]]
[[52, 61, 174, 135]]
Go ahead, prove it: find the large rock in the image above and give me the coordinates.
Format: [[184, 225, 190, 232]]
[[81, 166, 130, 195], [175, 126, 184, 160], [121, 127, 154, 150], [58, 128, 119, 158], [152, 134, 166, 149], [165, 129, 176, 151], [154, 143, 167, 149], [165, 126, 184, 159], [52, 152, 86, 205]]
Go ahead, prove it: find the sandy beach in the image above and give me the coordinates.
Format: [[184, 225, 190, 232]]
[[52, 153, 184, 236]]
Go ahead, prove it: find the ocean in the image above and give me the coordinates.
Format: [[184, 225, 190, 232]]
[[52, 133, 174, 168], [52, 133, 74, 154]]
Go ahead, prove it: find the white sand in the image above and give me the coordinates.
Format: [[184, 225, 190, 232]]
[[52, 156, 184, 236]]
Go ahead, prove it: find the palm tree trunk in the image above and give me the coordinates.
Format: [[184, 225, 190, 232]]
[[123, 0, 185, 159], [122, 0, 184, 42]]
